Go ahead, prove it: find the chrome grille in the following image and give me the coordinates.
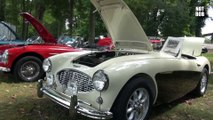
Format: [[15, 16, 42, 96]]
[[57, 70, 94, 92]]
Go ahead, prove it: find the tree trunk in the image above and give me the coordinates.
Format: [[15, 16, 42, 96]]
[[88, 4, 96, 47], [22, 0, 26, 40], [68, 0, 75, 36], [34, 0, 46, 21], [0, 0, 5, 21]]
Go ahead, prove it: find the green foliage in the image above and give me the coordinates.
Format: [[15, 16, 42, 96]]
[[159, 0, 191, 36], [1, 0, 211, 39]]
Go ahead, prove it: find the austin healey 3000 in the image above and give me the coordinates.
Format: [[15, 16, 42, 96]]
[[37, 0, 211, 119]]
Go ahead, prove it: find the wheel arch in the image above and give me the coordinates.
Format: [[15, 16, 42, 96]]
[[204, 64, 210, 73], [11, 52, 44, 72], [110, 73, 158, 111]]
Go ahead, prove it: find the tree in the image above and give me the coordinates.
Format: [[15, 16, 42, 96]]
[[88, 4, 96, 46], [44, 0, 69, 37], [125, 0, 165, 36], [34, 0, 46, 21], [0, 0, 5, 21], [159, 0, 191, 36], [2, 0, 211, 40], [68, 0, 75, 36]]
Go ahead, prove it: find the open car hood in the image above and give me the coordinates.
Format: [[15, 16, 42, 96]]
[[90, 0, 152, 51], [161, 37, 205, 57], [20, 12, 57, 44]]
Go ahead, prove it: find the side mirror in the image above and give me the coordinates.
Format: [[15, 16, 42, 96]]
[[202, 47, 208, 54]]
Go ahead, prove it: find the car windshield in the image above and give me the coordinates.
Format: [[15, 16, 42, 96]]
[[58, 36, 75, 44], [57, 35, 85, 48], [161, 37, 183, 57], [26, 36, 45, 44]]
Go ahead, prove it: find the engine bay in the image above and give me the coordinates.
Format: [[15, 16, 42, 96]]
[[73, 51, 141, 67]]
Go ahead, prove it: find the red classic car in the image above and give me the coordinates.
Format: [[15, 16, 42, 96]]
[[0, 12, 79, 82], [97, 37, 114, 50]]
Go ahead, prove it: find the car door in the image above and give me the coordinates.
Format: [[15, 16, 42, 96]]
[[156, 37, 202, 103]]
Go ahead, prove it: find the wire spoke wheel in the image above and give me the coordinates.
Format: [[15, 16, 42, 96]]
[[14, 56, 43, 82], [200, 71, 208, 94], [19, 61, 40, 81]]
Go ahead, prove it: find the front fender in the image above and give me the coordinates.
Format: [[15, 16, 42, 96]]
[[196, 56, 211, 74], [98, 59, 159, 111]]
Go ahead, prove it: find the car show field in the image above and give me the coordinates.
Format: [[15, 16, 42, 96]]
[[1, 0, 213, 119], [0, 53, 212, 120]]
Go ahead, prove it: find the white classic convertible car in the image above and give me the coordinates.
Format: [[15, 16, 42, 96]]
[[37, 0, 211, 119]]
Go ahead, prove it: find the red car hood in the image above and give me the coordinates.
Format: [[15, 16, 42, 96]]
[[0, 44, 78, 54], [25, 44, 76, 50], [150, 40, 161, 43], [20, 12, 57, 44], [97, 37, 112, 46]]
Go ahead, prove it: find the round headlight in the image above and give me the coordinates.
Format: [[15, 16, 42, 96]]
[[92, 70, 109, 91], [1, 50, 9, 63], [43, 59, 52, 72]]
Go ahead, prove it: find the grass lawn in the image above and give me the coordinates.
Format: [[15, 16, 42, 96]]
[[0, 53, 212, 120]]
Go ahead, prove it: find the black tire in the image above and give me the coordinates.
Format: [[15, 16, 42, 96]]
[[13, 56, 44, 82], [194, 68, 209, 97], [111, 77, 153, 120]]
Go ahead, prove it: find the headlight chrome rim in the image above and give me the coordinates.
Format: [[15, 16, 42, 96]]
[[43, 59, 52, 72], [92, 70, 109, 91]]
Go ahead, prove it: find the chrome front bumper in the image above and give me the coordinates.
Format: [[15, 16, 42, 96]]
[[0, 66, 10, 72], [37, 79, 113, 119]]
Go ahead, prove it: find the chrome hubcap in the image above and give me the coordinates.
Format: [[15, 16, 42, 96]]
[[126, 88, 150, 120], [200, 72, 207, 93], [20, 61, 40, 81]]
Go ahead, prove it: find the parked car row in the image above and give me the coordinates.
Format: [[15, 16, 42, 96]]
[[148, 36, 164, 50], [0, 0, 211, 120], [0, 12, 113, 82]]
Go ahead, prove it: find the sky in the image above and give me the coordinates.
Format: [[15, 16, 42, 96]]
[[202, 7, 213, 35]]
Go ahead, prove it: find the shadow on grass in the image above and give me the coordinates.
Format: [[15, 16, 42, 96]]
[[0, 72, 22, 84], [0, 96, 93, 120], [0, 91, 211, 120], [0, 93, 204, 120], [150, 90, 204, 120]]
